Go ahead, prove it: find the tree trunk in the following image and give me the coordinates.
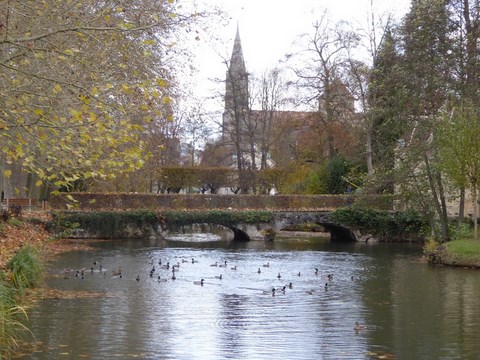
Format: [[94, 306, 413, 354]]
[[458, 185, 465, 228], [473, 182, 478, 239], [424, 151, 449, 242]]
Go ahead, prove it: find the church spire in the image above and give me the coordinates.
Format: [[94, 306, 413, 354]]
[[230, 23, 246, 77]]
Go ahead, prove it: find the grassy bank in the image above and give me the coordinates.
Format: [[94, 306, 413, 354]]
[[425, 237, 480, 268], [0, 212, 52, 358]]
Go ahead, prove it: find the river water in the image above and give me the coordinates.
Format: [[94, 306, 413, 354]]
[[14, 233, 480, 360]]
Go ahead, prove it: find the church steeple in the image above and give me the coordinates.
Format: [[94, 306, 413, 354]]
[[230, 24, 246, 74], [223, 25, 249, 137]]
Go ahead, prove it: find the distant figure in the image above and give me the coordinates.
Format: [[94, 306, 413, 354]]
[[346, 184, 353, 207], [257, 268, 261, 274], [354, 322, 366, 332], [277, 273, 281, 279]]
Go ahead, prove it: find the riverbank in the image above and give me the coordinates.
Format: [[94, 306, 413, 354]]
[[426, 238, 480, 268], [0, 211, 93, 272]]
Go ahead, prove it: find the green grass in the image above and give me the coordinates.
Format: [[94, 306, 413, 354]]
[[447, 239, 480, 258], [7, 246, 43, 296], [426, 237, 480, 268]]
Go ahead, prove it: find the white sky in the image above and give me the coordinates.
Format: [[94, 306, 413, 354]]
[[182, 0, 412, 111]]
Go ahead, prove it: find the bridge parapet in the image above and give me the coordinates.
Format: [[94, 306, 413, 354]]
[[49, 193, 393, 212]]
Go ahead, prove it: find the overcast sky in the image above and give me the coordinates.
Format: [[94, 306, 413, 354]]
[[183, 0, 412, 110]]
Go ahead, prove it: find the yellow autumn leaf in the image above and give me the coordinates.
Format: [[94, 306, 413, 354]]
[[35, 180, 43, 187], [156, 78, 168, 88], [4, 169, 12, 178], [53, 84, 62, 94]]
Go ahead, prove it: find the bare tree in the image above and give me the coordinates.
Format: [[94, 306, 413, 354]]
[[286, 13, 359, 160]]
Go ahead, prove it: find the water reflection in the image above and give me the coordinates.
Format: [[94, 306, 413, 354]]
[[14, 234, 480, 359]]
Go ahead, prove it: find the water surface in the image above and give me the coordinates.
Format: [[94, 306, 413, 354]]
[[15, 235, 480, 359]]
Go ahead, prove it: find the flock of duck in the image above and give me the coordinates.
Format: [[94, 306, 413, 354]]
[[59, 256, 366, 331]]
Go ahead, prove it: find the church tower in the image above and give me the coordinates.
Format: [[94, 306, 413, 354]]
[[222, 25, 249, 139]]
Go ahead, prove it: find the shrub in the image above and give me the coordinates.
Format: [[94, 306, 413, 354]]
[[0, 304, 30, 359], [332, 207, 427, 240], [7, 246, 42, 296]]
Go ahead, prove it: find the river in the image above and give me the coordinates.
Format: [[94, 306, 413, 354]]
[[14, 232, 480, 360]]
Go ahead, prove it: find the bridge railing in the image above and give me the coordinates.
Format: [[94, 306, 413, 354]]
[[49, 193, 394, 211]]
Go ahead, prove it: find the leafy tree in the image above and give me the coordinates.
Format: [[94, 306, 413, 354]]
[[437, 102, 480, 238], [322, 154, 351, 194], [368, 28, 405, 186], [377, 0, 453, 241], [0, 0, 202, 196]]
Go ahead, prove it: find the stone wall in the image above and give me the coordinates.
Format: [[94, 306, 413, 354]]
[[49, 193, 354, 211]]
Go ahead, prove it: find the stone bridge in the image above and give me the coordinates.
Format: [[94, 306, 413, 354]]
[[50, 193, 393, 242], [162, 211, 359, 242]]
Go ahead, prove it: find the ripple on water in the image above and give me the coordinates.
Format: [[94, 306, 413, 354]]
[[22, 240, 386, 360]]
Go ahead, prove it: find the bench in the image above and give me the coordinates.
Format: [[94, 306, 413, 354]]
[[1, 198, 43, 210]]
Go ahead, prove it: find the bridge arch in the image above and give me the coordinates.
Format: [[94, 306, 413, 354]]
[[161, 213, 358, 242]]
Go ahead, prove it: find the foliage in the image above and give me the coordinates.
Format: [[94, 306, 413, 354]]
[[7, 218, 22, 228], [0, 0, 207, 194], [437, 102, 480, 238], [52, 210, 159, 238], [257, 168, 288, 194], [427, 238, 480, 268], [0, 303, 30, 359], [448, 222, 473, 242], [423, 237, 440, 258], [162, 210, 274, 227], [154, 167, 237, 194], [304, 170, 325, 194], [6, 246, 42, 296], [332, 207, 427, 239], [322, 154, 351, 194], [279, 165, 312, 194]]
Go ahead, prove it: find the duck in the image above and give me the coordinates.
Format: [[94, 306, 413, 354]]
[[354, 322, 366, 331], [219, 261, 228, 268], [157, 276, 167, 282], [192, 258, 199, 264], [262, 262, 270, 268], [315, 268, 319, 275], [324, 282, 328, 290], [215, 274, 223, 280], [136, 275, 140, 281], [210, 262, 218, 267], [276, 285, 286, 293], [257, 268, 261, 274], [194, 279, 205, 286], [327, 274, 334, 281], [306, 289, 315, 295], [277, 273, 281, 279], [287, 282, 293, 289], [231, 265, 237, 270], [297, 272, 301, 277], [262, 288, 275, 296], [161, 262, 170, 270], [112, 267, 122, 277], [182, 258, 189, 263]]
